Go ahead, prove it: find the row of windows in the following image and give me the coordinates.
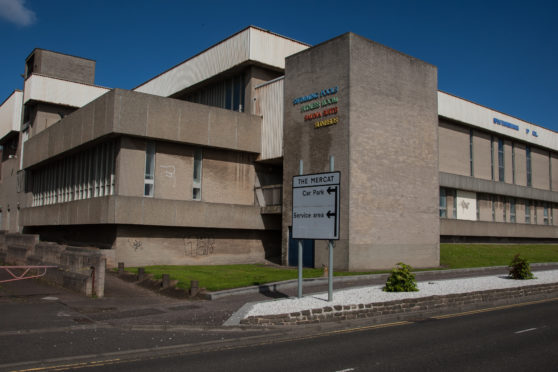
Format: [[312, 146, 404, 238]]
[[143, 142, 203, 201], [182, 74, 246, 113], [473, 132, 539, 187], [30, 140, 116, 206], [440, 187, 555, 225]]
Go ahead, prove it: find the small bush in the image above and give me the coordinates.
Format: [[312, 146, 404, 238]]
[[508, 254, 534, 280], [383, 262, 418, 292]]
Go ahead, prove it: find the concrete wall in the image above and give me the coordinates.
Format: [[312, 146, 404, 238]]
[[283, 33, 439, 270], [472, 130, 491, 180], [21, 195, 278, 231], [27, 49, 95, 84], [347, 34, 439, 270], [440, 172, 558, 203], [441, 219, 558, 239], [23, 89, 262, 169], [1, 232, 105, 297], [515, 143, 527, 186], [116, 136, 256, 204], [551, 153, 558, 191], [477, 194, 492, 221], [283, 34, 351, 269], [456, 190, 476, 220], [532, 147, 550, 190], [29, 102, 76, 137], [113, 225, 280, 267], [246, 65, 283, 116], [0, 90, 22, 141], [0, 134, 28, 232], [439, 120, 469, 176], [504, 140, 513, 184]]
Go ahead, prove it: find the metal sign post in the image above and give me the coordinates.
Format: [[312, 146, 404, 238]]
[[297, 160, 303, 299], [328, 156, 334, 302], [292, 158, 340, 301]]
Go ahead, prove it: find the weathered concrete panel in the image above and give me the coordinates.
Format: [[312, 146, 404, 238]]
[[551, 153, 558, 191], [532, 147, 550, 190], [440, 172, 558, 203], [439, 120, 469, 176], [153, 142, 193, 201], [441, 219, 558, 238], [473, 130, 491, 180], [515, 143, 527, 186], [116, 137, 145, 197], [283, 33, 439, 270], [504, 141, 513, 184], [114, 225, 279, 267], [203, 149, 255, 205], [30, 49, 96, 84], [23, 89, 262, 169]]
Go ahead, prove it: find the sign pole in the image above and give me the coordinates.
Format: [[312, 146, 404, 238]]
[[328, 156, 334, 302], [298, 159, 303, 299]]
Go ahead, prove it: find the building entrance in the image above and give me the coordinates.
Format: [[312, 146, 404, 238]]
[[288, 226, 314, 267]]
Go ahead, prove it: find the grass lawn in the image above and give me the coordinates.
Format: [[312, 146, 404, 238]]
[[125, 244, 558, 292], [440, 243, 558, 269], [126, 264, 327, 292]]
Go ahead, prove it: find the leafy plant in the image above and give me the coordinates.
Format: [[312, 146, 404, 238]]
[[508, 254, 534, 280], [383, 262, 418, 292]]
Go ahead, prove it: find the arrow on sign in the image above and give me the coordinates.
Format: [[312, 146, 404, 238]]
[[327, 210, 336, 218], [327, 186, 336, 194]]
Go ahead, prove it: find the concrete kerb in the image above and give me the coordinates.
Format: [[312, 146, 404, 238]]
[[229, 282, 558, 327], [207, 263, 558, 300]]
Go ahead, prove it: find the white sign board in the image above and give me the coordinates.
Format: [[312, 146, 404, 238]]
[[292, 171, 340, 240]]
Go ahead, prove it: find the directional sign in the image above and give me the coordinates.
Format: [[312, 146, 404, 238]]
[[292, 171, 340, 240]]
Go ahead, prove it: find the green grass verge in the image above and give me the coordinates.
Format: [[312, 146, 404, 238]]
[[440, 243, 558, 269], [124, 244, 558, 292], [126, 264, 328, 292]]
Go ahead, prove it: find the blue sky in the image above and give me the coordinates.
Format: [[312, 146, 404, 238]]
[[1, 0, 556, 131]]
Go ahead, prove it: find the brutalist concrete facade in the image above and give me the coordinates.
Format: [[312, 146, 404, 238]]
[[2, 26, 558, 272], [283, 34, 439, 270]]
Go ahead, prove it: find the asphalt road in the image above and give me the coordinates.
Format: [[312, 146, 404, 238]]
[[11, 299, 556, 372]]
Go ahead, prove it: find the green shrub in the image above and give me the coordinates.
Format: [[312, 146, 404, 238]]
[[383, 262, 418, 292], [508, 254, 534, 280]]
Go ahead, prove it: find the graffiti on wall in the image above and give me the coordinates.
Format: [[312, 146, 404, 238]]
[[159, 165, 176, 187], [183, 237, 215, 257], [129, 239, 143, 251]]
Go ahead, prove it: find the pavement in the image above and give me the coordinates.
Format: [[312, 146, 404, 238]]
[[2, 262, 558, 332]]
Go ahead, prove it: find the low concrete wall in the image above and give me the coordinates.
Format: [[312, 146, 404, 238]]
[[1, 232, 106, 297], [241, 282, 558, 326]]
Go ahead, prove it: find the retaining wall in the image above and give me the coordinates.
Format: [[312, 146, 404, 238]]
[[0, 232, 106, 297], [241, 282, 558, 326]]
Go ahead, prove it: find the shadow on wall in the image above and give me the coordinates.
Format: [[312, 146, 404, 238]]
[[23, 225, 117, 250]]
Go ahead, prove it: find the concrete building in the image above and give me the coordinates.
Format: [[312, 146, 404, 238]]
[[1, 26, 557, 271]]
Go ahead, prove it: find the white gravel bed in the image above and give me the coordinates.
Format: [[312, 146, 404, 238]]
[[244, 270, 558, 318]]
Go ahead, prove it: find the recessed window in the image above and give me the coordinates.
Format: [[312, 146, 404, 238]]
[[439, 188, 447, 218], [469, 129, 474, 177], [144, 142, 155, 197], [504, 138, 505, 182], [510, 198, 516, 223], [192, 149, 202, 200], [526, 146, 532, 187]]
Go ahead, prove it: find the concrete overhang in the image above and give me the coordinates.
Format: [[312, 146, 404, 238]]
[[133, 26, 309, 98], [23, 74, 110, 108], [22, 89, 262, 169], [0, 90, 22, 142], [438, 91, 558, 151], [441, 219, 558, 239], [440, 172, 558, 203], [21, 196, 280, 231]]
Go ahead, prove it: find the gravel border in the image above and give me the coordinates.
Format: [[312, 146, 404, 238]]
[[243, 269, 558, 318]]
